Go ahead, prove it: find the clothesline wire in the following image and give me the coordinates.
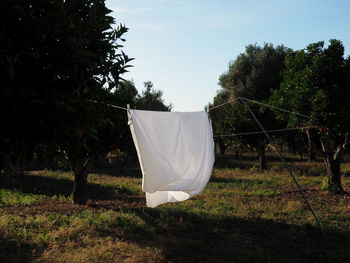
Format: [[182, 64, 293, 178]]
[[239, 98, 324, 234], [90, 97, 315, 122], [106, 104, 128, 111], [88, 98, 318, 136], [207, 97, 241, 111], [89, 96, 315, 123], [208, 97, 316, 121], [88, 99, 128, 111], [214, 127, 309, 137], [240, 97, 316, 120]]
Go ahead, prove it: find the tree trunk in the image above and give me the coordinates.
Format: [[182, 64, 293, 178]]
[[320, 135, 345, 194], [325, 158, 343, 193], [306, 129, 316, 163], [217, 138, 227, 155], [65, 155, 91, 205], [235, 151, 239, 160], [73, 167, 89, 204], [256, 144, 267, 169], [289, 137, 297, 156]]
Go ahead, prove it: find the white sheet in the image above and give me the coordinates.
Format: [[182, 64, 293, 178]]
[[128, 110, 215, 207]]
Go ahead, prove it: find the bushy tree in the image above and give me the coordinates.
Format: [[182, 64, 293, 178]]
[[271, 40, 350, 193], [0, 0, 133, 203], [136, 81, 172, 111], [216, 43, 289, 168], [107, 80, 139, 155]]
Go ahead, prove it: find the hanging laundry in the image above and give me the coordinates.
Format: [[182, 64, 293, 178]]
[[128, 110, 215, 207]]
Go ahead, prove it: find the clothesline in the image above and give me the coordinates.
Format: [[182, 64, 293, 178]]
[[207, 97, 241, 111], [90, 97, 315, 120], [208, 97, 316, 120], [214, 127, 309, 137], [240, 97, 316, 120], [88, 99, 129, 111], [106, 104, 128, 111], [89, 98, 318, 137], [89, 96, 324, 232]]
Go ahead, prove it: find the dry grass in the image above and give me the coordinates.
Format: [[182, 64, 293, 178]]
[[1, 154, 350, 262], [36, 236, 163, 263]]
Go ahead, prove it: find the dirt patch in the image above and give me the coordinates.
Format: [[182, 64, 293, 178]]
[[278, 185, 350, 202], [0, 198, 89, 216], [0, 196, 146, 216], [88, 196, 145, 211]]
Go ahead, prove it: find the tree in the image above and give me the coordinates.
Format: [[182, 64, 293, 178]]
[[0, 0, 133, 203], [270, 39, 350, 193], [108, 80, 139, 155], [136, 81, 172, 111], [209, 89, 232, 155], [217, 43, 289, 168]]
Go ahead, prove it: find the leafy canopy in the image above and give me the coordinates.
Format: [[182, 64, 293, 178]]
[[214, 43, 289, 146], [0, 0, 133, 169], [270, 39, 350, 140]]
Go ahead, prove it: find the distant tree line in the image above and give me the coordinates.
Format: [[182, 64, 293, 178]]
[[211, 40, 350, 193]]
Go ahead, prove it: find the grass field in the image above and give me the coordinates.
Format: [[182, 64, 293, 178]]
[[1, 154, 350, 262]]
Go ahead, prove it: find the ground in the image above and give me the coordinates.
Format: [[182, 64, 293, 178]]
[[1, 154, 350, 262]]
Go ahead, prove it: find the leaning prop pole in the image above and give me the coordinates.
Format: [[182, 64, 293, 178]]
[[239, 98, 324, 232]]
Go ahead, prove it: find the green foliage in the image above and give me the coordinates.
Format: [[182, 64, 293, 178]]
[[0, 0, 138, 203], [51, 194, 72, 202], [270, 39, 350, 134], [219, 43, 290, 100], [212, 43, 289, 167], [270, 39, 350, 191], [320, 176, 329, 190], [136, 81, 172, 111], [0, 0, 133, 171], [0, 189, 44, 206], [251, 189, 280, 197]]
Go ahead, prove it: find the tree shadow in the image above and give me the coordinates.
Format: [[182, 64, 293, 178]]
[[119, 207, 350, 263], [214, 153, 326, 173], [209, 176, 266, 186], [90, 156, 142, 178], [214, 155, 256, 169], [0, 236, 35, 263], [26, 155, 142, 178], [0, 174, 136, 201]]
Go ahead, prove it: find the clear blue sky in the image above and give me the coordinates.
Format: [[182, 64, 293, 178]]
[[106, 0, 350, 111]]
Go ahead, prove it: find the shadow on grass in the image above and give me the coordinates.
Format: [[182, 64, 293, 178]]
[[215, 153, 308, 166], [214, 154, 255, 169], [209, 176, 266, 186], [0, 236, 34, 263], [90, 156, 142, 178], [27, 155, 142, 178], [214, 154, 327, 176], [0, 174, 136, 201], [122, 207, 350, 263]]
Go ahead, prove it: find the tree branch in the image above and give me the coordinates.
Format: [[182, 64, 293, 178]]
[[334, 136, 350, 160]]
